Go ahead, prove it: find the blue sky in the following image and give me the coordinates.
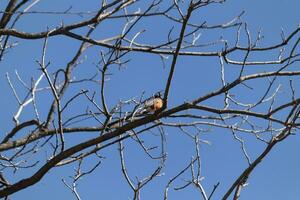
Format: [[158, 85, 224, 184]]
[[0, 0, 300, 199]]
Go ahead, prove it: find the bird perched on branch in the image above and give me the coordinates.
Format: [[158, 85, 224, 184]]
[[143, 93, 163, 113], [108, 93, 164, 129], [132, 92, 164, 117]]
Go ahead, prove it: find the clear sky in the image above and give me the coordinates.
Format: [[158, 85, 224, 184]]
[[0, 0, 300, 199]]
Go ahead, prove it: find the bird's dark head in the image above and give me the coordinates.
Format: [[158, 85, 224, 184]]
[[154, 91, 163, 98]]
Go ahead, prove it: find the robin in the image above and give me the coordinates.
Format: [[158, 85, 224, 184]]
[[130, 92, 164, 120], [143, 93, 163, 113]]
